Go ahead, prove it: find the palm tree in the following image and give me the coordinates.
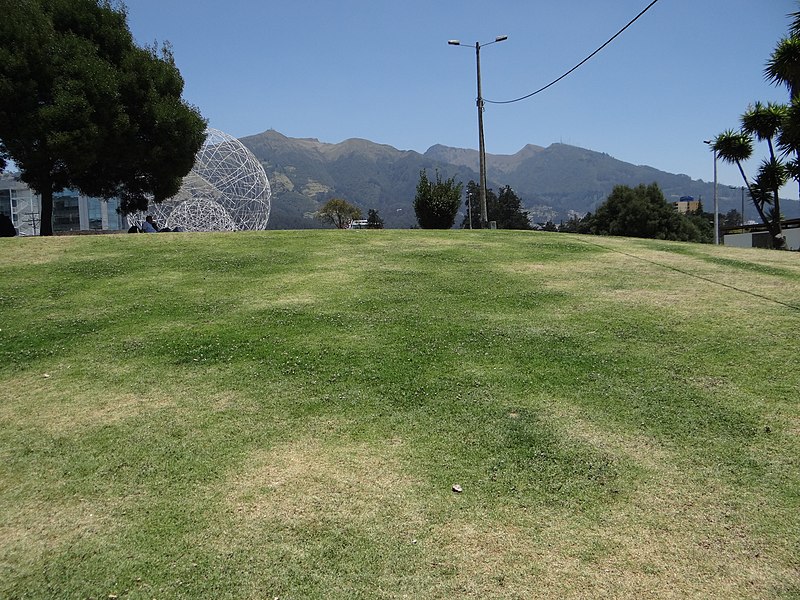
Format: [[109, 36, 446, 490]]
[[766, 19, 800, 202], [712, 130, 788, 249], [778, 97, 800, 157], [712, 129, 754, 185], [740, 102, 788, 247], [766, 36, 800, 99], [741, 101, 787, 158]]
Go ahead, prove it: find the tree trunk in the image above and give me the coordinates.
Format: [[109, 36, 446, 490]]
[[771, 191, 787, 249], [769, 221, 788, 249], [39, 185, 53, 236], [736, 161, 788, 249]]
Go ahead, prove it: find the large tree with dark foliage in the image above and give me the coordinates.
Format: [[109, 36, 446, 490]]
[[0, 0, 206, 235], [462, 180, 490, 229], [414, 169, 462, 229], [492, 185, 532, 230], [461, 181, 531, 229], [581, 183, 705, 242], [366, 208, 384, 229], [316, 198, 361, 229]]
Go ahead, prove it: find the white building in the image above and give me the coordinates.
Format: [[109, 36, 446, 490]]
[[0, 173, 125, 235], [722, 219, 800, 250]]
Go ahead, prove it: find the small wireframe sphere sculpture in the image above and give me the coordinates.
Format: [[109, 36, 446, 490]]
[[130, 128, 271, 232]]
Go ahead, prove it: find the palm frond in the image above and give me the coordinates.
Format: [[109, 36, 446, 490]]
[[766, 206, 783, 222], [711, 129, 753, 164], [777, 97, 800, 154], [785, 158, 800, 180], [789, 9, 800, 37], [741, 101, 787, 142], [748, 179, 773, 209], [754, 156, 789, 193], [765, 36, 800, 97]]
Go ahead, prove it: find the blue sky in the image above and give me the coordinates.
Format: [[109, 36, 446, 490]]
[[127, 1, 800, 199]]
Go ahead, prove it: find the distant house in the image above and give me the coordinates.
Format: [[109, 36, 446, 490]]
[[722, 218, 800, 250], [673, 195, 700, 214], [0, 173, 125, 235]]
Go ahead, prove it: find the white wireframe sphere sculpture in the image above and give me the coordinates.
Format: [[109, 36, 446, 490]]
[[129, 128, 271, 232]]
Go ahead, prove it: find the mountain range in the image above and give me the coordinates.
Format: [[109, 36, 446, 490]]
[[240, 129, 800, 229]]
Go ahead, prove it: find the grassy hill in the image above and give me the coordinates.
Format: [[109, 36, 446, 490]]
[[1, 231, 798, 598]]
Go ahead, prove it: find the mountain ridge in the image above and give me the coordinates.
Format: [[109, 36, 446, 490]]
[[240, 129, 800, 229]]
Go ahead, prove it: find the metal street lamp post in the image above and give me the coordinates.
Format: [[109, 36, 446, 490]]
[[703, 140, 719, 244], [449, 35, 508, 229], [730, 185, 745, 226], [467, 189, 473, 229], [741, 186, 745, 226]]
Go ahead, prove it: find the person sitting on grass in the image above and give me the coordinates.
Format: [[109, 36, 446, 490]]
[[0, 213, 17, 237], [141, 215, 159, 233]]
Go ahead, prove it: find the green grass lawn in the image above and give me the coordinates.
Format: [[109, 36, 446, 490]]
[[1, 229, 798, 599]]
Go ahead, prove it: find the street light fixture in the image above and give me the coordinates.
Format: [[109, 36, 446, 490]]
[[449, 35, 508, 228], [703, 140, 719, 245]]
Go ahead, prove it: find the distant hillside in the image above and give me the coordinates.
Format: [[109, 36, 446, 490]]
[[240, 130, 800, 229], [242, 130, 470, 229], [424, 143, 545, 175]]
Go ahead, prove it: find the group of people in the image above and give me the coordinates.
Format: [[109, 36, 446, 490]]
[[129, 215, 182, 233], [3, 212, 186, 236]]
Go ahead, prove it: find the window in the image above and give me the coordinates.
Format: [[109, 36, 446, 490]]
[[88, 198, 103, 230], [53, 194, 80, 232], [106, 198, 123, 230], [0, 189, 10, 220]]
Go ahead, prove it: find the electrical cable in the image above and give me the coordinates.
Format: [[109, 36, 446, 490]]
[[485, 0, 661, 105], [574, 236, 800, 312]]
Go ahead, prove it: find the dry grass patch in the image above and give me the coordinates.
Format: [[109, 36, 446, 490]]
[[240, 287, 322, 311], [238, 269, 361, 310], [0, 372, 174, 434], [212, 412, 794, 599], [0, 237, 82, 266], [506, 403, 797, 599], [532, 489, 788, 600], [424, 519, 543, 597], [419, 404, 792, 599], [212, 434, 436, 596], [517, 242, 799, 319], [1, 494, 124, 579], [225, 436, 424, 531]]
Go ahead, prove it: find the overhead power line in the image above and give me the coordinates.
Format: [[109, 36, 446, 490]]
[[485, 0, 661, 105]]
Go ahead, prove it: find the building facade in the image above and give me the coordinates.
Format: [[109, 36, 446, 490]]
[[0, 173, 125, 235], [722, 219, 800, 250], [673, 195, 701, 214]]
